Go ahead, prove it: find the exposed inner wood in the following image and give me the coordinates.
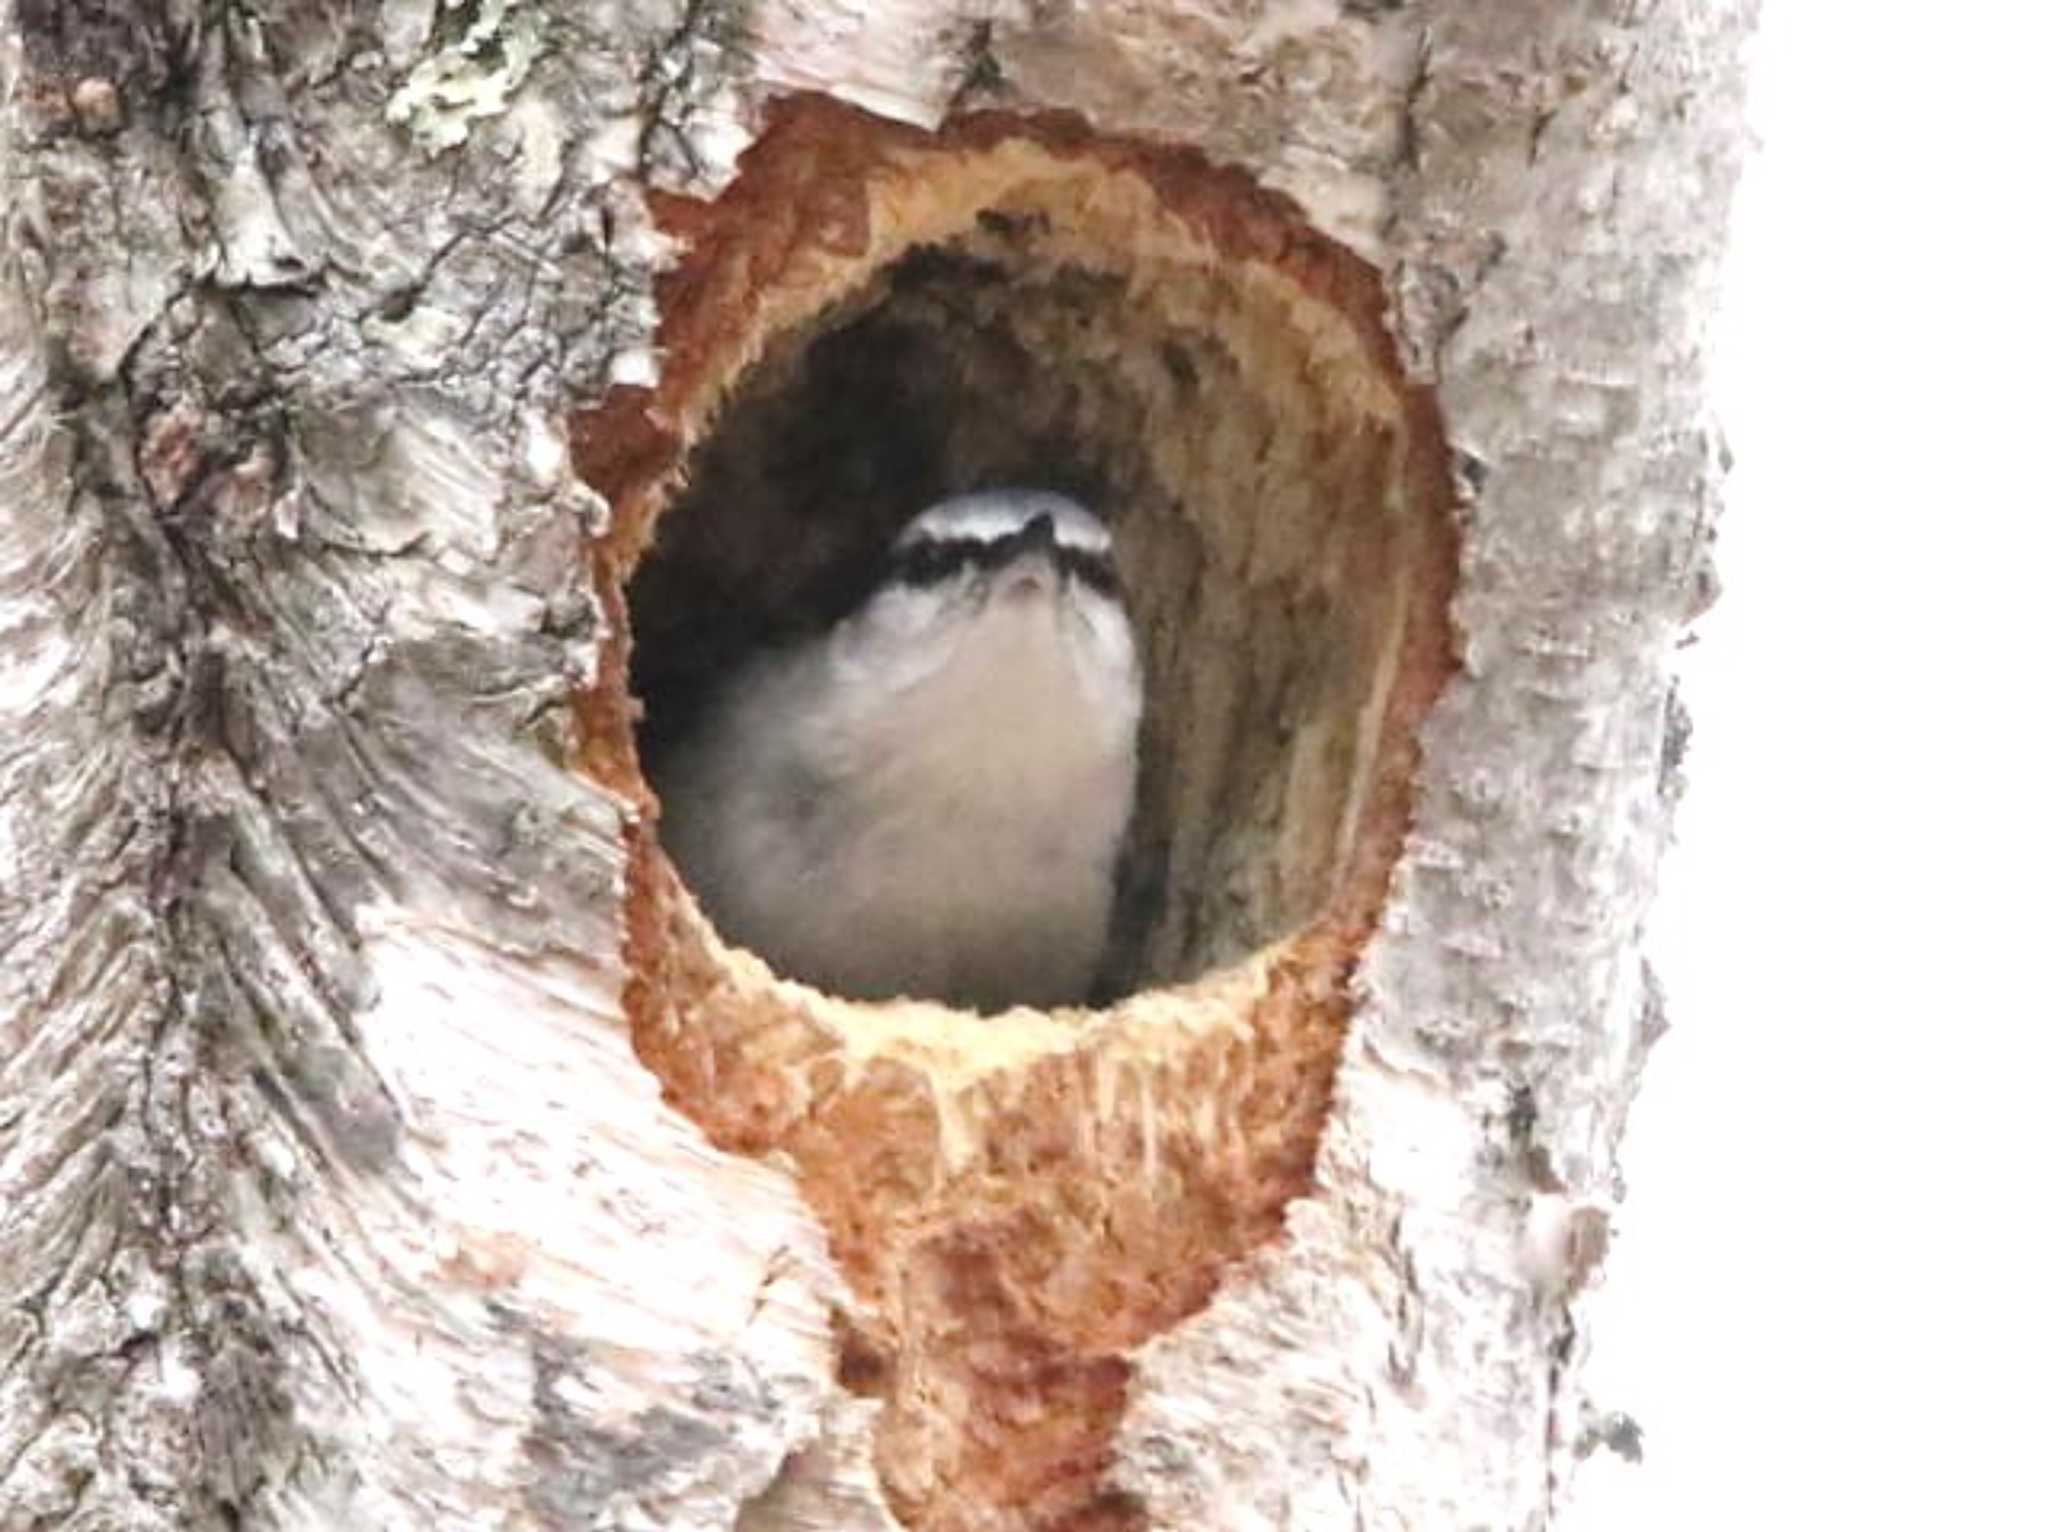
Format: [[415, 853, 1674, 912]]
[[570, 95, 1456, 1532]]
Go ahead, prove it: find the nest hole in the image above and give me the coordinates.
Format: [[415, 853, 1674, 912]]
[[571, 96, 1458, 1532], [621, 154, 1436, 1007]]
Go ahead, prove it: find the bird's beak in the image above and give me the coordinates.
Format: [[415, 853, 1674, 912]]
[[993, 512, 1061, 601]]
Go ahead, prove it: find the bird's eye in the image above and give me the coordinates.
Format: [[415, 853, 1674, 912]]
[[893, 539, 962, 587], [1063, 550, 1121, 597]]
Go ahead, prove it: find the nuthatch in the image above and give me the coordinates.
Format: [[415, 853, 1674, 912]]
[[656, 489, 1142, 1012]]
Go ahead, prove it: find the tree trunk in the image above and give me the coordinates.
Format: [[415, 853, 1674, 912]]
[[0, 3, 1753, 1530]]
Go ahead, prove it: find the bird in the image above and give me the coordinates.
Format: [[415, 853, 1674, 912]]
[[654, 488, 1142, 1013]]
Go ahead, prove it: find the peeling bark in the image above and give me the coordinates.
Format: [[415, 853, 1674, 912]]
[[0, 2, 1754, 1530]]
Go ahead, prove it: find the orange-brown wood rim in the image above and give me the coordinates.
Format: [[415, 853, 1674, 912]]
[[568, 92, 1461, 1532]]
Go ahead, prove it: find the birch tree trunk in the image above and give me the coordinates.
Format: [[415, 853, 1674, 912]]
[[0, 2, 1753, 1529]]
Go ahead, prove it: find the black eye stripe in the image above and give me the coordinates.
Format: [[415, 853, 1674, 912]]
[[891, 538, 976, 587], [887, 534, 1121, 593], [1064, 550, 1119, 596]]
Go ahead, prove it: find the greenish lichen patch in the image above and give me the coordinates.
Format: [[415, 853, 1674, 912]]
[[386, 0, 546, 154]]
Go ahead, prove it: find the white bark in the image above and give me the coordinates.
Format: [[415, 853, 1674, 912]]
[[0, 2, 1753, 1530]]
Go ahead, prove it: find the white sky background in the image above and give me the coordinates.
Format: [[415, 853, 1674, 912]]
[[1573, 5, 2048, 1527]]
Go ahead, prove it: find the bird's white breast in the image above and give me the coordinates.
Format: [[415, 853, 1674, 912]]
[[659, 579, 1140, 1012]]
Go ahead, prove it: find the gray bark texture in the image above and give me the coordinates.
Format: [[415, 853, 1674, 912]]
[[0, 2, 1754, 1530]]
